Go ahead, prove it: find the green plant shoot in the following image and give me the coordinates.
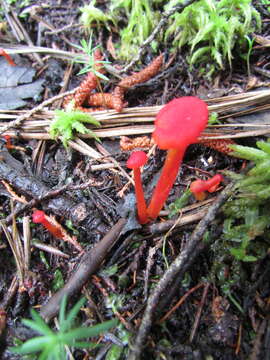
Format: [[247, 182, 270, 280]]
[[49, 109, 101, 148], [221, 140, 270, 262], [72, 36, 110, 79], [80, 0, 117, 32], [10, 296, 118, 360]]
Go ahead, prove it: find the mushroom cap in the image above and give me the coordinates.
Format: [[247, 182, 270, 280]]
[[190, 174, 223, 194], [126, 151, 148, 169], [190, 179, 205, 194], [32, 210, 46, 223], [152, 97, 208, 150]]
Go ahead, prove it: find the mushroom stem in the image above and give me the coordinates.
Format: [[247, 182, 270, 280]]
[[147, 148, 184, 220], [126, 151, 149, 224], [133, 167, 148, 224]]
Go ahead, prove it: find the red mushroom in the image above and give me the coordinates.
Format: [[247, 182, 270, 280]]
[[32, 210, 64, 239], [3, 135, 12, 149], [147, 97, 209, 220], [0, 48, 16, 66], [126, 151, 148, 224], [190, 174, 223, 201]]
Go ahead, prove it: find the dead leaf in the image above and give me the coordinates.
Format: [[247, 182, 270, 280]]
[[0, 57, 44, 110]]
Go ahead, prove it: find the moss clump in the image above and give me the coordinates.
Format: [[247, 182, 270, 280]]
[[80, 0, 262, 76]]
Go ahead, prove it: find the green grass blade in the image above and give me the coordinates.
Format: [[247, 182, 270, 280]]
[[59, 295, 67, 330], [62, 319, 118, 343], [10, 336, 52, 354], [22, 312, 53, 336]]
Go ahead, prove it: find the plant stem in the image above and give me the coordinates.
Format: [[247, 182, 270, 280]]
[[133, 168, 148, 224]]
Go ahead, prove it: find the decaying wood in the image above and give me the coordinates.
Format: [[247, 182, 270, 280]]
[[120, 136, 153, 151], [87, 92, 117, 110], [198, 136, 237, 154], [0, 149, 87, 225], [119, 54, 164, 89]]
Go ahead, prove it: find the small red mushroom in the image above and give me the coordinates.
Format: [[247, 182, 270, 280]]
[[3, 135, 12, 149], [0, 48, 16, 66], [126, 151, 148, 224], [190, 174, 223, 201], [147, 97, 209, 220], [32, 210, 64, 239]]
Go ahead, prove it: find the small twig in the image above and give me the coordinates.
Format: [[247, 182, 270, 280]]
[[45, 23, 80, 35], [189, 282, 211, 342], [40, 218, 126, 321], [145, 208, 209, 235], [128, 181, 235, 360], [249, 319, 267, 360], [0, 275, 18, 310], [32, 242, 69, 259], [158, 282, 204, 324], [122, 0, 196, 72]]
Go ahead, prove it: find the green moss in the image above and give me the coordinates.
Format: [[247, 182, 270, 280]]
[[49, 110, 101, 148], [221, 140, 270, 262], [80, 0, 262, 75]]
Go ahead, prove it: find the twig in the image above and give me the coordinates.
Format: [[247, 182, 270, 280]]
[[189, 282, 211, 342], [40, 218, 126, 321], [158, 282, 204, 324], [122, 0, 197, 72], [128, 181, 235, 360], [249, 319, 267, 360], [145, 208, 209, 235]]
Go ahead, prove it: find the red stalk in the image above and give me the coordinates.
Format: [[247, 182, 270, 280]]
[[0, 49, 16, 66], [3, 135, 12, 149], [147, 148, 184, 220], [133, 167, 148, 224], [126, 151, 148, 224]]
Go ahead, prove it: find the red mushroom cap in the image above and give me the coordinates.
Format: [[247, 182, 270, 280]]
[[190, 174, 223, 194], [152, 97, 208, 150], [190, 179, 205, 194], [126, 151, 148, 169], [207, 174, 223, 193], [32, 210, 46, 223]]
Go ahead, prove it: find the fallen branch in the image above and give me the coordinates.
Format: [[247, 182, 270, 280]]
[[40, 218, 126, 321]]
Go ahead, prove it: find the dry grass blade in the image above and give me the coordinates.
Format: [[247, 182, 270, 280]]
[[1, 89, 270, 142], [0, 218, 25, 284], [22, 216, 31, 271]]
